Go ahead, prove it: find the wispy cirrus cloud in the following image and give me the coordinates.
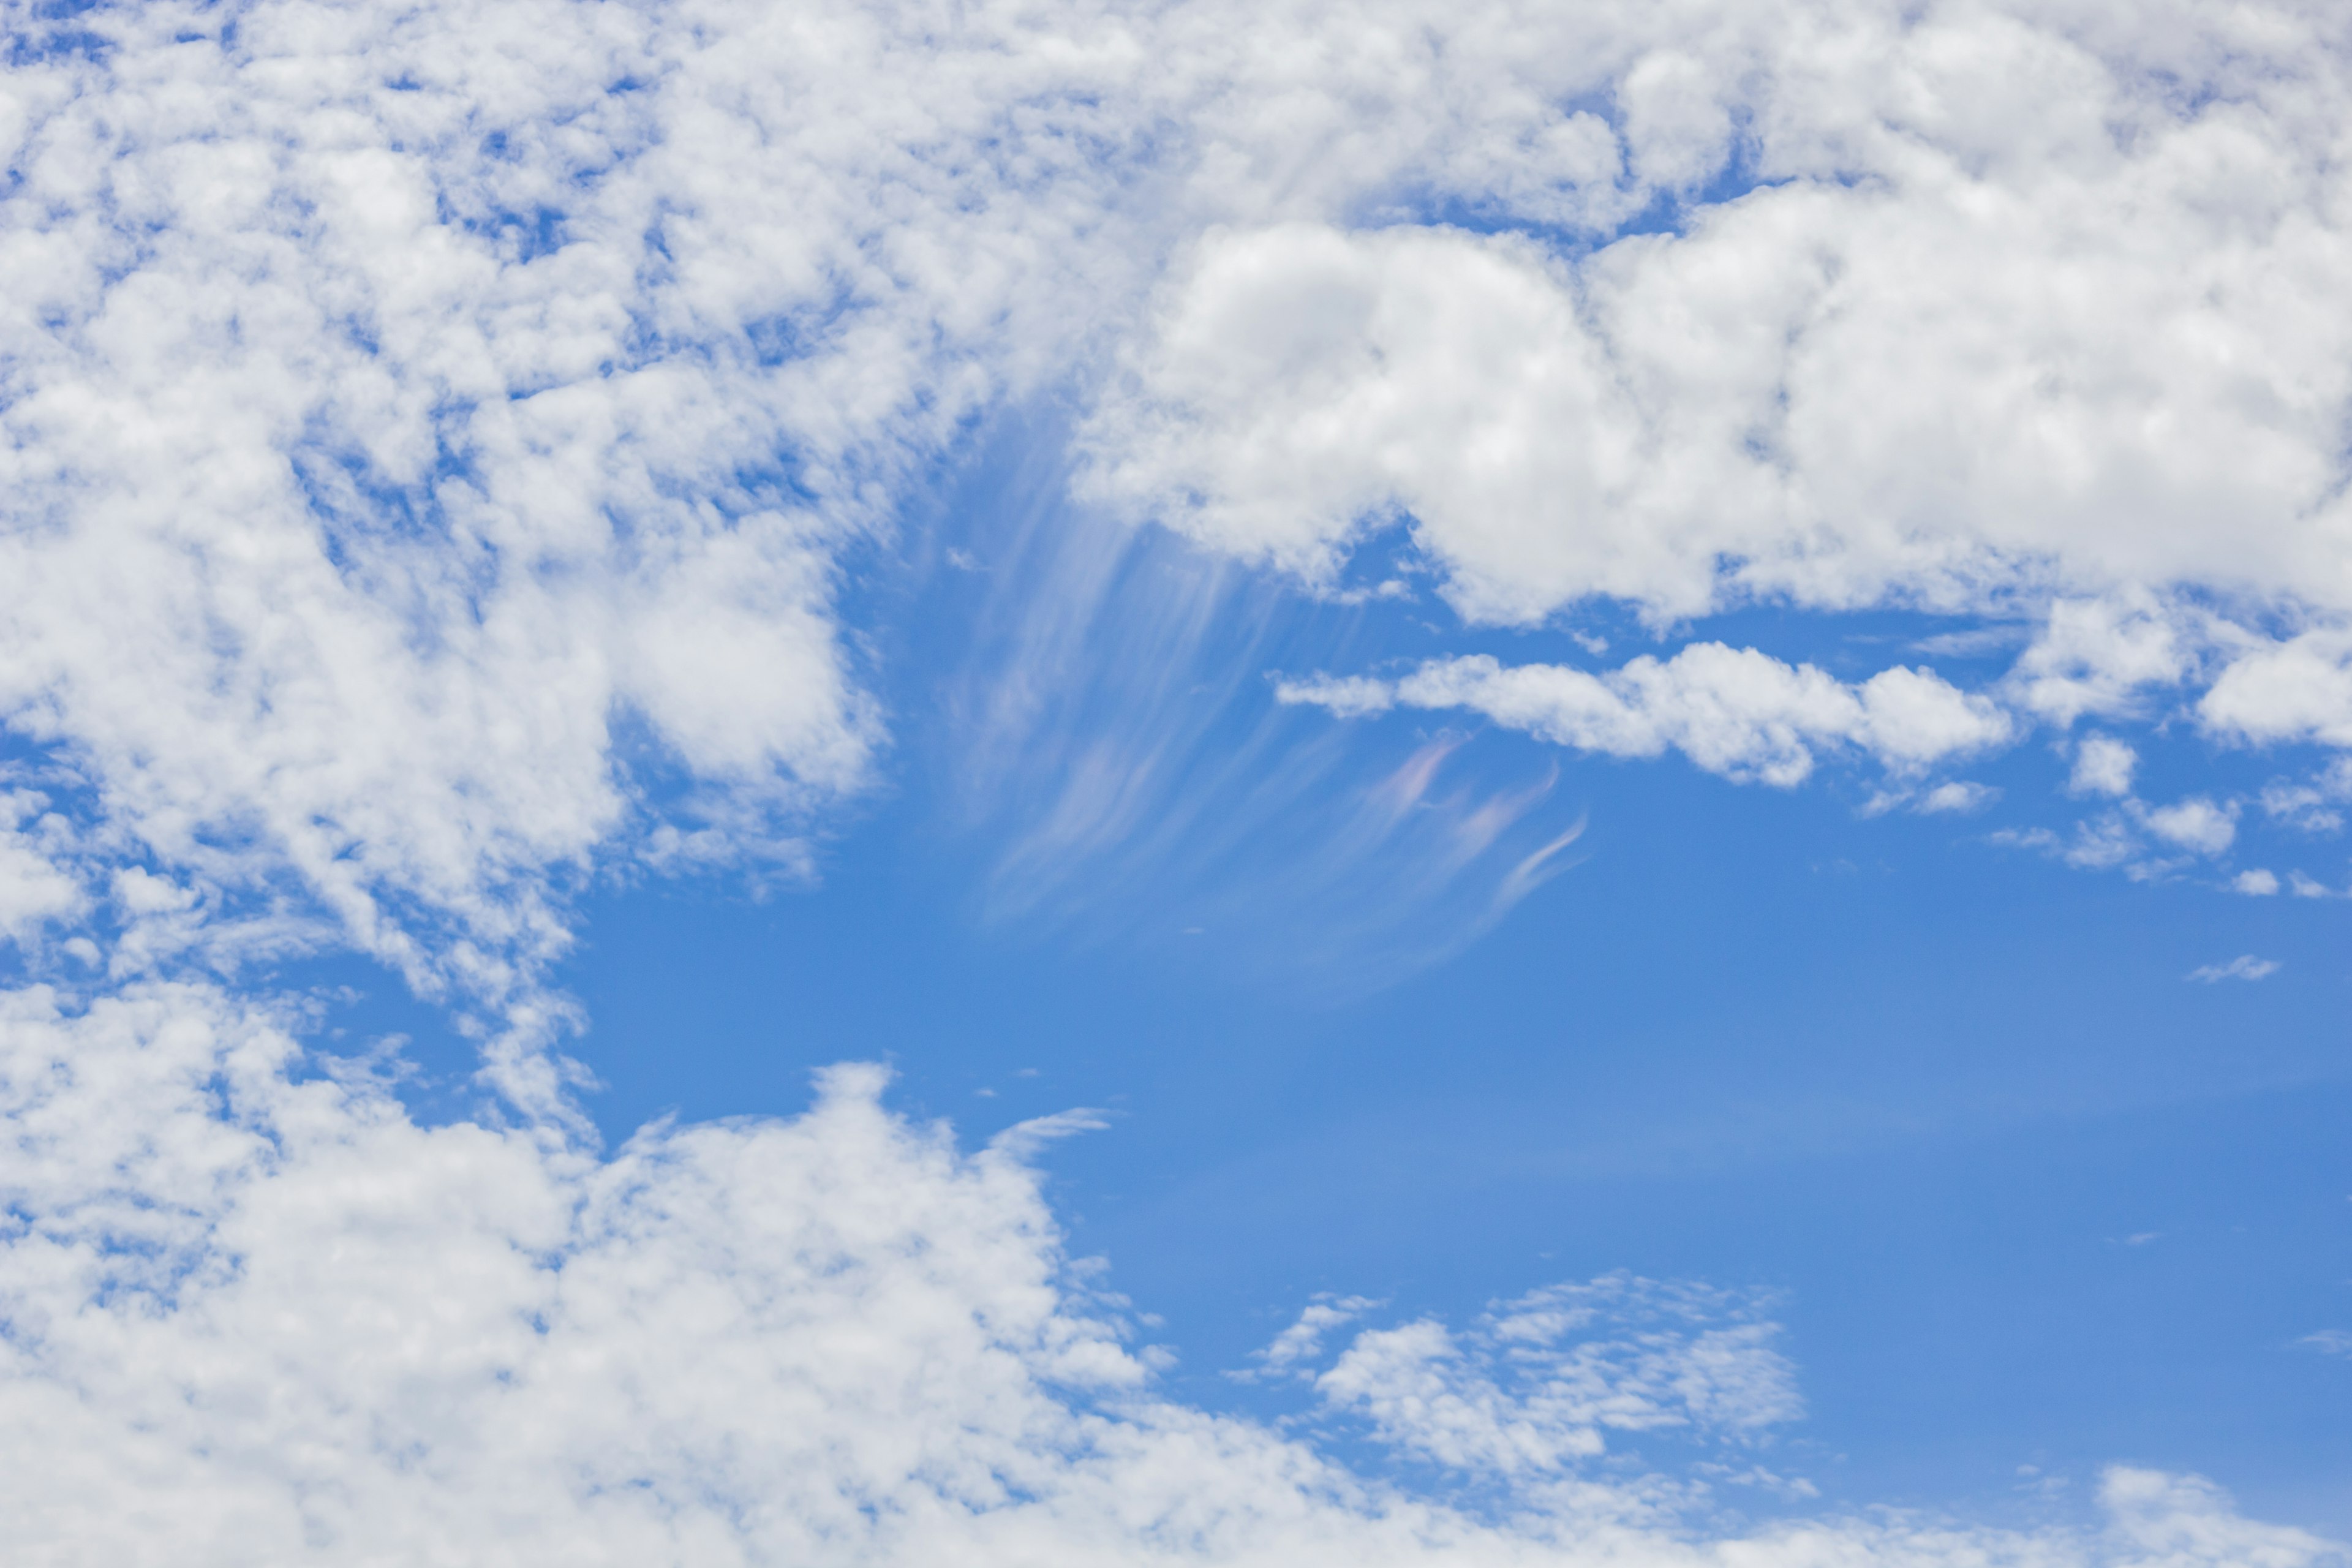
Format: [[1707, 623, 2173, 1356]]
[[2187, 955, 2282, 983]]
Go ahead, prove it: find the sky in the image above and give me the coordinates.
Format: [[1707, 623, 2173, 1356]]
[[0, 0, 2348, 1562]]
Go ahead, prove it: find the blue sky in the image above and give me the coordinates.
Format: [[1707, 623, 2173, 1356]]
[[309, 439, 2349, 1529], [2, 1, 2350, 1562], [290, 405, 2352, 1536]]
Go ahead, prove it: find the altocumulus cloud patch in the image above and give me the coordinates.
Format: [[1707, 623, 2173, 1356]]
[[0, 0, 2347, 1561]]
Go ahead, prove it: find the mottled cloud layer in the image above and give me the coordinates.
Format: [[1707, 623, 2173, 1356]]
[[0, 0, 2347, 1559]]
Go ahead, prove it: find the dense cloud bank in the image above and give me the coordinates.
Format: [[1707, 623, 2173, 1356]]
[[1, 0, 2350, 1558]]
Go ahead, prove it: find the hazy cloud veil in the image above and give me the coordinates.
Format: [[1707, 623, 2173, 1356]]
[[0, 0, 2345, 1561]]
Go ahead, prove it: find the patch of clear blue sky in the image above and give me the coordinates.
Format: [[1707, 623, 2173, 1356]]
[[295, 403, 2352, 1537]]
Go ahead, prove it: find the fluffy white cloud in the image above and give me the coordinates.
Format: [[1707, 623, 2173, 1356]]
[[0, 979, 2335, 1566], [2069, 737, 2139, 800], [1280, 647, 2010, 786], [2201, 630, 2352, 747], [1080, 0, 2352, 788], [2138, 797, 2238, 858], [1917, 781, 1998, 815], [1091, 146, 2352, 625]]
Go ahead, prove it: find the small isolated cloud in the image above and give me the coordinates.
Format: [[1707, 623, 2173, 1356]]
[[2302, 1330, 2352, 1357], [1918, 781, 2000, 815], [2234, 869, 2282, 895], [2070, 735, 2139, 798], [2188, 956, 2282, 983], [2138, 797, 2239, 856], [2290, 871, 2340, 899]]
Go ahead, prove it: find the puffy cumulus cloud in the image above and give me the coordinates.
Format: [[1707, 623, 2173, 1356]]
[[2069, 737, 2139, 800], [2200, 629, 2352, 747], [2137, 797, 2237, 857], [1280, 647, 2009, 786], [0, 0, 1158, 1000], [0, 978, 2338, 1567], [1081, 0, 2352, 775]]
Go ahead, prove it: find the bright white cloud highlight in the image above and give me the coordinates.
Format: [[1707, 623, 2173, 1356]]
[[1091, 159, 2352, 625], [1083, 1, 2352, 769], [1280, 648, 2009, 786]]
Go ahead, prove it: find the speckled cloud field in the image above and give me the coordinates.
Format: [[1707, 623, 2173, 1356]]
[[0, 1, 2347, 1561]]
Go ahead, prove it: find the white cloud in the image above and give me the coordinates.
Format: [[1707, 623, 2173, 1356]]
[[2011, 595, 2210, 729], [2098, 1469, 2340, 1568], [1076, 2, 2352, 845], [1281, 647, 2010, 786], [0, 0, 1163, 1008], [1292, 1276, 1803, 1477], [1918, 781, 1999, 815], [2136, 797, 2237, 857], [1088, 8, 2352, 629], [2070, 736, 2139, 799], [1242, 1295, 1381, 1380], [0, 978, 2335, 1566], [2201, 630, 2352, 748], [2234, 869, 2282, 896], [2, 3, 2350, 1559], [2261, 789, 2345, 836], [0, 795, 83, 944], [2258, 761, 2352, 834], [2187, 955, 2280, 983]]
